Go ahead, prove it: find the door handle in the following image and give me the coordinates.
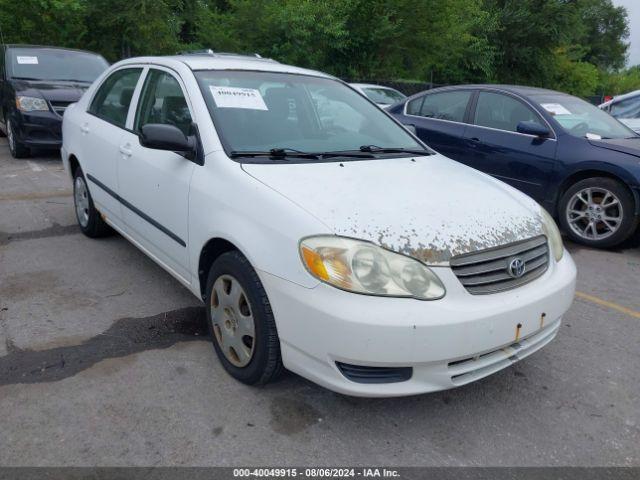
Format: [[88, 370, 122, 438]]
[[119, 144, 132, 157], [468, 137, 480, 148], [80, 124, 90, 134]]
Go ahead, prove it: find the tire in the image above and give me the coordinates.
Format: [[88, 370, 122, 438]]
[[558, 177, 638, 248], [205, 251, 284, 385], [6, 118, 30, 158], [73, 167, 112, 238]]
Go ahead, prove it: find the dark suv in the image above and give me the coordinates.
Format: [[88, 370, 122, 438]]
[[0, 45, 109, 158]]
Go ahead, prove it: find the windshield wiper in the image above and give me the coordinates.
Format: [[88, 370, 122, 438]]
[[229, 148, 320, 160], [230, 147, 379, 161], [359, 145, 433, 155]]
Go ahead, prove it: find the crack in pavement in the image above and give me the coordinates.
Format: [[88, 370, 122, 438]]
[[0, 306, 208, 386], [0, 222, 80, 246]]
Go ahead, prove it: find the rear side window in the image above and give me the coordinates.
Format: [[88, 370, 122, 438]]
[[474, 92, 543, 133], [89, 68, 142, 128], [134, 69, 193, 136], [409, 91, 471, 122], [610, 95, 640, 119]]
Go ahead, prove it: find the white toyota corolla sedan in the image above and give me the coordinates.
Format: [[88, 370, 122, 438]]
[[61, 53, 576, 397]]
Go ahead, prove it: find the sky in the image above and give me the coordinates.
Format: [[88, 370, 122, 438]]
[[613, 0, 639, 67]]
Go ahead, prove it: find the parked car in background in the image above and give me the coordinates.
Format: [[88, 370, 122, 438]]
[[61, 54, 575, 396], [389, 85, 640, 248], [599, 90, 640, 134], [350, 83, 406, 108], [0, 44, 109, 158]]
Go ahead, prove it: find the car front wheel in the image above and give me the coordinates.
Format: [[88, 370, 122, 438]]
[[6, 118, 30, 158], [559, 177, 638, 248], [205, 251, 283, 385]]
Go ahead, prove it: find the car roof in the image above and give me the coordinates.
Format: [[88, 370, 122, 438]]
[[423, 84, 565, 97], [3, 44, 104, 56], [608, 89, 640, 104], [116, 53, 335, 79]]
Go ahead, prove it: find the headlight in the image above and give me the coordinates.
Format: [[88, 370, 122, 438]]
[[541, 208, 564, 262], [15, 96, 48, 112], [300, 235, 446, 300]]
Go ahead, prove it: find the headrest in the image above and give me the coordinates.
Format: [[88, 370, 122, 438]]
[[120, 88, 134, 107]]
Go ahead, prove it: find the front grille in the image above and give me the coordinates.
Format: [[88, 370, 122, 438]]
[[49, 100, 72, 117], [450, 235, 549, 295], [336, 362, 412, 384]]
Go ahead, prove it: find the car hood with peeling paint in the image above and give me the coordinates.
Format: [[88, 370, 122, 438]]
[[241, 154, 546, 265]]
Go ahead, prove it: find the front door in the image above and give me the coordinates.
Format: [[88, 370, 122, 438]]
[[117, 68, 195, 283], [462, 91, 557, 202]]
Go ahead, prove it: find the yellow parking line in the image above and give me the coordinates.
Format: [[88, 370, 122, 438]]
[[575, 291, 640, 319]]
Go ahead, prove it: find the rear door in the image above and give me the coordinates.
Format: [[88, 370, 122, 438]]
[[117, 67, 195, 284], [395, 89, 472, 160], [82, 67, 143, 222], [461, 90, 557, 202]]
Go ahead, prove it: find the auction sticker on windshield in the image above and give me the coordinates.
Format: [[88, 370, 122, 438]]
[[541, 103, 571, 116], [210, 86, 268, 110], [16, 56, 39, 65]]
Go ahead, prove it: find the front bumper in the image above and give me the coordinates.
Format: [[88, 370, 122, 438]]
[[11, 111, 63, 149], [260, 251, 576, 397]]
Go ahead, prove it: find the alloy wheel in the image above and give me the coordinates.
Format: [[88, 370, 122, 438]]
[[74, 176, 90, 228], [565, 187, 623, 241], [6, 119, 15, 152], [210, 274, 256, 367]]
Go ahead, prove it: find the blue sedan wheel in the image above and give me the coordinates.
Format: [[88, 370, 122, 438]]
[[559, 177, 638, 248]]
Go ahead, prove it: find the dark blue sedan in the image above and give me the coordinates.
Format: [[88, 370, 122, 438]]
[[388, 85, 640, 248]]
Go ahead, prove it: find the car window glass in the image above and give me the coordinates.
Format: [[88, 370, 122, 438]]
[[474, 92, 543, 133], [535, 93, 634, 139], [89, 68, 142, 128], [195, 70, 423, 154], [135, 69, 193, 136], [406, 96, 425, 115], [417, 91, 471, 122], [363, 87, 405, 104], [610, 95, 640, 119], [7, 47, 108, 83]]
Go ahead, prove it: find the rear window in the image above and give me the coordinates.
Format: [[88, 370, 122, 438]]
[[362, 87, 406, 105], [6, 47, 108, 84]]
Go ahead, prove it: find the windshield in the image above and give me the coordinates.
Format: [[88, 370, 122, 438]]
[[534, 94, 636, 139], [7, 47, 109, 83], [362, 87, 406, 105], [195, 71, 425, 160]]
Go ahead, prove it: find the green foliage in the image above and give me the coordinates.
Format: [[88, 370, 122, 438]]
[[599, 66, 640, 96], [0, 0, 633, 97]]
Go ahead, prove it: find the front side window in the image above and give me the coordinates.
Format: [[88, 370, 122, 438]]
[[7, 47, 108, 83], [474, 92, 544, 133], [609, 95, 640, 120], [535, 93, 636, 139], [195, 70, 425, 160], [89, 68, 142, 128], [135, 69, 193, 136]]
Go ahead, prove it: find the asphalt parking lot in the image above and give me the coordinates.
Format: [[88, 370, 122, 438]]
[[0, 138, 639, 467]]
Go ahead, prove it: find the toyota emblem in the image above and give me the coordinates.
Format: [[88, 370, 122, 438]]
[[508, 257, 526, 278]]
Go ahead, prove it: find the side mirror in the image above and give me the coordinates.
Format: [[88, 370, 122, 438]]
[[140, 124, 195, 156], [404, 124, 417, 135], [517, 121, 550, 137]]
